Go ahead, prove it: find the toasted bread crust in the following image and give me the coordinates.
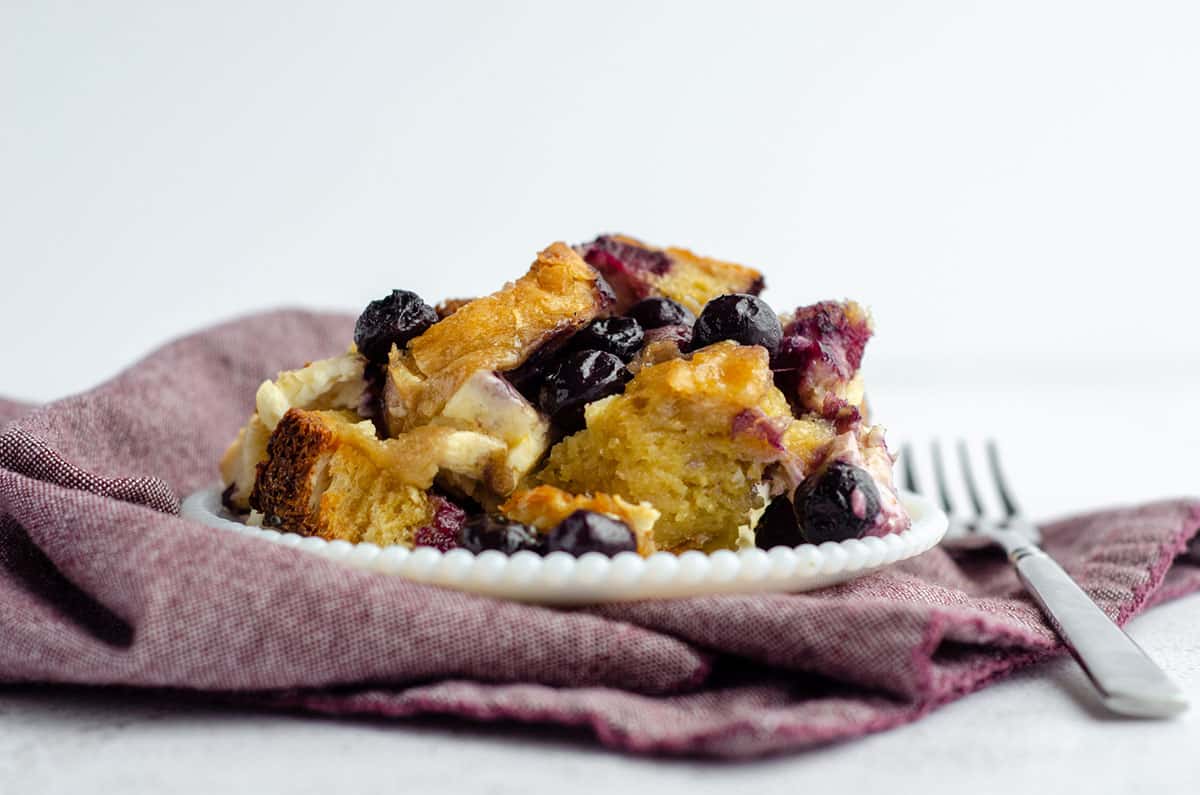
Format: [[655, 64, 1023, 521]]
[[385, 242, 611, 433], [249, 408, 522, 542], [249, 409, 338, 535], [435, 297, 476, 319], [409, 242, 609, 378], [250, 409, 439, 544], [220, 351, 367, 511]]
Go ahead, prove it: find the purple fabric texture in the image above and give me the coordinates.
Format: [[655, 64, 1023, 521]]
[[1, 310, 1197, 758]]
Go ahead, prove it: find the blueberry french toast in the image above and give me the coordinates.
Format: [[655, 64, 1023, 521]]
[[220, 236, 910, 557]]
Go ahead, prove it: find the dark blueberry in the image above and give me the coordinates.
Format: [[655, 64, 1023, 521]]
[[690, 294, 783, 355], [353, 289, 438, 364], [626, 297, 695, 329], [545, 510, 637, 557], [754, 496, 805, 550], [357, 361, 388, 437], [502, 326, 579, 401], [568, 317, 644, 362], [538, 349, 631, 432], [458, 514, 546, 555], [793, 461, 881, 543]]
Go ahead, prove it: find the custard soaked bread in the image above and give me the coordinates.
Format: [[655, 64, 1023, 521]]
[[536, 342, 834, 552], [220, 351, 366, 511], [220, 235, 910, 557], [249, 408, 520, 545], [250, 409, 434, 545]]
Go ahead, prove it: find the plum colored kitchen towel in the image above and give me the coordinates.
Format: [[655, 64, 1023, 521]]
[[1, 311, 1197, 758]]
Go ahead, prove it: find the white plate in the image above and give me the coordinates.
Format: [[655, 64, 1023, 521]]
[[181, 485, 947, 604]]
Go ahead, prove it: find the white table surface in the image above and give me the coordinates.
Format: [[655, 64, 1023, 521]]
[[2, 367, 1197, 794]]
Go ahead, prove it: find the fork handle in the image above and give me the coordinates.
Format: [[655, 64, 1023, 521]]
[[1011, 546, 1187, 717]]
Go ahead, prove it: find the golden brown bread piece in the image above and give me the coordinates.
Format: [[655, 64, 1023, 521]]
[[537, 342, 835, 552], [250, 408, 524, 544], [384, 242, 613, 436], [249, 409, 433, 544], [499, 485, 659, 557], [220, 351, 367, 511]]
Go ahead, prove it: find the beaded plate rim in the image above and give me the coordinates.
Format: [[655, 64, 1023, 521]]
[[181, 484, 948, 604]]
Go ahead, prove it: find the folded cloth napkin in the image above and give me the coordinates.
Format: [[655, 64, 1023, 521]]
[[1, 311, 1198, 758]]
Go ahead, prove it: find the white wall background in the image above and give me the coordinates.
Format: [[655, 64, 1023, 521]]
[[2, 0, 1199, 402]]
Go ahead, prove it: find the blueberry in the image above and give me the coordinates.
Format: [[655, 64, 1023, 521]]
[[357, 361, 388, 437], [538, 349, 631, 432], [354, 290, 438, 364], [793, 461, 881, 543], [568, 317, 644, 362], [545, 510, 637, 557], [690, 294, 782, 355], [458, 515, 545, 555], [754, 496, 805, 549], [503, 326, 579, 402], [580, 235, 672, 276], [627, 297, 695, 330]]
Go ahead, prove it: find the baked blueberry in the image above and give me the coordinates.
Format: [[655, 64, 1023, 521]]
[[502, 326, 579, 401], [459, 514, 545, 554], [773, 300, 873, 419], [354, 289, 438, 364], [356, 361, 389, 437], [753, 496, 805, 549], [538, 349, 631, 432], [580, 235, 672, 276], [413, 495, 468, 552], [627, 297, 695, 329], [793, 461, 881, 543], [545, 510, 637, 557], [569, 317, 644, 362], [691, 294, 782, 355]]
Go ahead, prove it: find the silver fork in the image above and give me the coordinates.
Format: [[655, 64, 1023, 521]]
[[902, 439, 1187, 718]]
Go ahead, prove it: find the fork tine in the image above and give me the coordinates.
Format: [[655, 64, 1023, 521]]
[[929, 440, 956, 514], [985, 440, 1021, 517], [900, 443, 920, 493], [956, 439, 986, 516]]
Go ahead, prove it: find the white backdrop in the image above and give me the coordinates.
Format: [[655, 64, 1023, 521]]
[[3, 1, 1199, 403]]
